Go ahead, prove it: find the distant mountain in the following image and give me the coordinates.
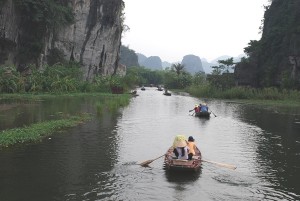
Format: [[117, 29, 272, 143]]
[[201, 58, 214, 74], [137, 54, 163, 70], [134, 51, 246, 74], [162, 61, 172, 69], [136, 53, 147, 65], [181, 54, 204, 74], [119, 45, 139, 67], [202, 54, 246, 74]]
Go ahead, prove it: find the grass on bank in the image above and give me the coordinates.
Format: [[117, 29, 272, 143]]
[[0, 113, 92, 148], [96, 94, 131, 113], [187, 85, 300, 100], [0, 92, 112, 101]]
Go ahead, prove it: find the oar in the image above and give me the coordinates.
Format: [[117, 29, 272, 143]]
[[188, 110, 195, 116], [139, 154, 165, 167], [202, 159, 236, 170], [209, 109, 217, 117]]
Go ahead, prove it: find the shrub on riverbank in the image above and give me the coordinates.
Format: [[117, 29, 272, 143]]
[[0, 113, 92, 147], [187, 85, 300, 101], [0, 64, 133, 94], [96, 94, 130, 113]]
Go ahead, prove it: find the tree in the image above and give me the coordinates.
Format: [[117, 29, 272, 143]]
[[218, 57, 235, 73], [171, 63, 185, 76]]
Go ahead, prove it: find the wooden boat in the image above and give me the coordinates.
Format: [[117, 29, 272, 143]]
[[195, 111, 211, 118], [163, 92, 171, 96], [141, 87, 145, 91], [164, 146, 202, 171]]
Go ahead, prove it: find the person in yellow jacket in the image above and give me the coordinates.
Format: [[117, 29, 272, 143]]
[[187, 136, 196, 160]]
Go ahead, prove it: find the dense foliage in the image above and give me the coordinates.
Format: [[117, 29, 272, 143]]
[[238, 0, 300, 89], [12, 0, 74, 65], [119, 45, 139, 67]]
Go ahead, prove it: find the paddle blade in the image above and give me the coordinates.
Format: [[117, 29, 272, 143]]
[[139, 160, 153, 167], [139, 154, 165, 167], [202, 159, 237, 170]]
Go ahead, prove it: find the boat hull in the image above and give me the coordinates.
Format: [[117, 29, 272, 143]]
[[164, 146, 201, 172], [195, 111, 211, 118]]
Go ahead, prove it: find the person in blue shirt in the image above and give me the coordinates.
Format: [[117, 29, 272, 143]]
[[200, 103, 208, 112]]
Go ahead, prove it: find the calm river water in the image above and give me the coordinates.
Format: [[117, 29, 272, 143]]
[[0, 88, 300, 201]]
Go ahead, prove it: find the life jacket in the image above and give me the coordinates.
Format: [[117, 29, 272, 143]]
[[187, 141, 196, 155]]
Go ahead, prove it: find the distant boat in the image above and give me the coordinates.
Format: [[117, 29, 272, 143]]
[[194, 111, 211, 118], [163, 90, 171, 96], [141, 87, 146, 91]]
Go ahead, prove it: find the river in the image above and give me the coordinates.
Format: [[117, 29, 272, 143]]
[[0, 88, 299, 201]]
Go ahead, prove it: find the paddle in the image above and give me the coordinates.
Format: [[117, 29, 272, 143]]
[[202, 159, 236, 170], [139, 154, 165, 167], [188, 109, 195, 116], [209, 109, 217, 117]]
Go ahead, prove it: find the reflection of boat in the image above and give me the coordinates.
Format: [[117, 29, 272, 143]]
[[164, 146, 202, 172], [194, 111, 211, 118], [164, 168, 201, 183]]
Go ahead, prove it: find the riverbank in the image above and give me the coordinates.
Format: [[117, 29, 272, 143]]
[[173, 87, 300, 114], [0, 93, 132, 148], [0, 114, 92, 148]]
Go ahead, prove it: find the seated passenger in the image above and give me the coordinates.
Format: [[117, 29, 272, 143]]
[[200, 103, 208, 112], [172, 135, 189, 160], [187, 136, 196, 160]]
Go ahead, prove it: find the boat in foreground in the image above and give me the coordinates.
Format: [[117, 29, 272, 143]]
[[164, 146, 202, 171], [195, 111, 211, 118]]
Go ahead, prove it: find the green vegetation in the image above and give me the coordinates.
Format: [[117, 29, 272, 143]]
[[0, 64, 130, 94], [96, 94, 131, 113], [119, 45, 139, 67], [0, 113, 91, 147], [237, 0, 300, 89], [12, 0, 74, 63], [187, 85, 300, 102]]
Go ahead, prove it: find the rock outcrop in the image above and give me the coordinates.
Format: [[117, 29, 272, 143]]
[[181, 54, 204, 74], [235, 0, 300, 88], [0, 0, 124, 80]]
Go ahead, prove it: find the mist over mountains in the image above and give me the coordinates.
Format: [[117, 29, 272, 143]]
[[120, 45, 244, 74], [136, 52, 245, 74]]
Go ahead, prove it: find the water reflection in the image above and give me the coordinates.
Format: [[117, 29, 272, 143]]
[[0, 91, 300, 200], [164, 169, 202, 183]]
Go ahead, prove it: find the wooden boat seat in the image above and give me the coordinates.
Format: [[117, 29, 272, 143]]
[[172, 159, 193, 165]]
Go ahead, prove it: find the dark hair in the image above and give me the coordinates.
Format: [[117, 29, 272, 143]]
[[188, 136, 194, 142]]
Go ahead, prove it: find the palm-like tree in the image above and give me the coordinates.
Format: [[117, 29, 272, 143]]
[[171, 63, 185, 75]]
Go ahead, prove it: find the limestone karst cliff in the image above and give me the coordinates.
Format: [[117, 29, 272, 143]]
[[235, 0, 300, 88], [0, 0, 124, 80]]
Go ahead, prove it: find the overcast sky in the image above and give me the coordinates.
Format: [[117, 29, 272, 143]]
[[121, 0, 270, 63]]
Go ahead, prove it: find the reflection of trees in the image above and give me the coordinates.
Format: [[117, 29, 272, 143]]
[[0, 96, 97, 131], [238, 105, 300, 196]]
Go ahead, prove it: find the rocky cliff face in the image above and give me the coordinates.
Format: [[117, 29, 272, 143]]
[[181, 54, 204, 74], [235, 0, 300, 88], [0, 0, 124, 80]]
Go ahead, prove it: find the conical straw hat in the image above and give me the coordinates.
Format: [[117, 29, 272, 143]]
[[173, 135, 187, 147]]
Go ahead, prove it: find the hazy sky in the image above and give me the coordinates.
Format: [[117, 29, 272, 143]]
[[121, 0, 270, 63]]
